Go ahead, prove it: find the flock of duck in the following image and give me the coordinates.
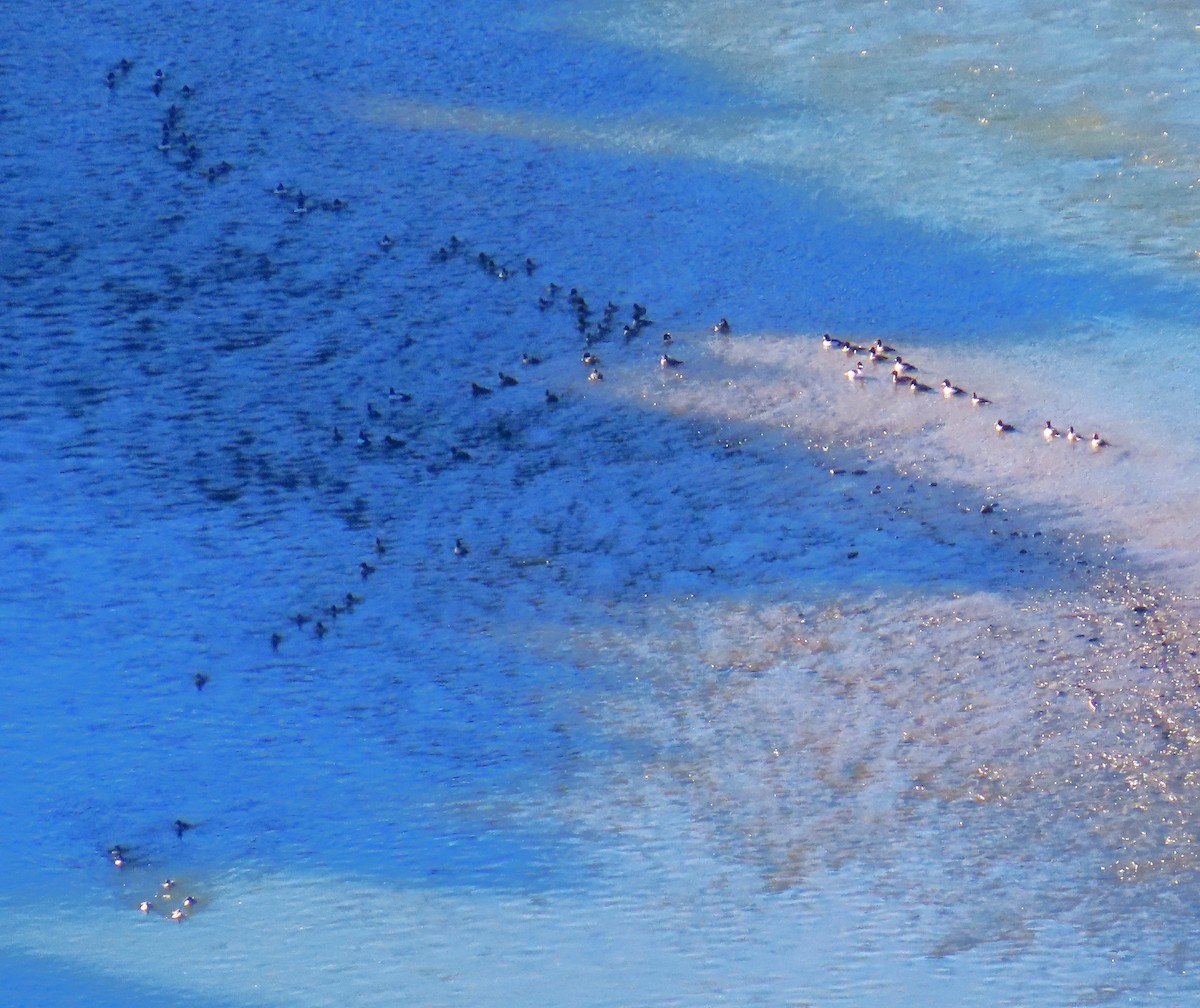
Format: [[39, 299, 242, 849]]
[[826, 334, 1110, 451], [106, 838, 199, 923]]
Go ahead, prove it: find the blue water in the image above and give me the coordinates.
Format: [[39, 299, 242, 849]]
[[6, 0, 1200, 1005]]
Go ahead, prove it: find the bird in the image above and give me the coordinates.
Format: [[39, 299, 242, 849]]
[[387, 388, 411, 402], [713, 318, 731, 334], [471, 382, 493, 397], [821, 333, 844, 350], [139, 900, 153, 913], [193, 672, 209, 691], [270, 632, 283, 651], [908, 380, 934, 394], [970, 392, 991, 407], [892, 357, 917, 376], [454, 538, 469, 556], [662, 332, 673, 345], [995, 419, 1015, 434], [1043, 420, 1060, 441], [1090, 433, 1108, 451], [941, 379, 965, 398], [661, 353, 683, 368], [521, 353, 541, 366], [182, 896, 198, 908], [581, 351, 599, 366], [174, 819, 193, 838], [360, 561, 375, 579], [845, 361, 866, 382], [871, 338, 896, 355], [451, 446, 471, 461], [588, 369, 604, 381], [1065, 426, 1081, 443], [377, 235, 395, 251], [498, 372, 518, 387], [545, 390, 560, 404]]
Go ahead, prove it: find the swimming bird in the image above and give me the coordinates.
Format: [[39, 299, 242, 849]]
[[314, 621, 327, 639], [892, 357, 917, 376], [193, 672, 209, 691], [588, 368, 604, 381], [454, 538, 469, 556], [170, 908, 185, 921], [713, 318, 731, 334], [845, 361, 866, 382], [387, 387, 412, 402], [970, 392, 991, 407], [498, 372, 518, 387], [662, 332, 673, 345], [471, 382, 493, 397], [1043, 420, 1060, 441], [451, 446, 472, 461], [521, 353, 541, 366], [545, 390, 560, 404], [909, 380, 934, 394], [1090, 433, 1109, 451], [871, 338, 896, 355], [821, 333, 844, 350], [374, 537, 387, 556], [1065, 426, 1081, 443], [139, 900, 153, 913], [292, 192, 307, 215], [272, 182, 289, 197], [356, 429, 372, 448], [377, 235, 395, 251], [270, 632, 283, 651], [995, 419, 1015, 434], [661, 353, 683, 368], [292, 613, 311, 628], [174, 819, 193, 838], [581, 352, 599, 366], [941, 379, 965, 398], [367, 402, 382, 420], [182, 896, 198, 908], [162, 879, 176, 891], [891, 372, 915, 387], [360, 561, 375, 579]]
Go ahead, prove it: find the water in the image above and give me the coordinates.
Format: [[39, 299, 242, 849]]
[[5, 0, 1200, 1004]]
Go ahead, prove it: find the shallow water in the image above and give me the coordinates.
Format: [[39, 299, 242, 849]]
[[6, 0, 1200, 1005]]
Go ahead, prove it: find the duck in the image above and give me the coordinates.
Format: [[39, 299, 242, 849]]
[[581, 351, 599, 366], [890, 372, 915, 387], [1090, 433, 1109, 451], [170, 908, 185, 921], [1065, 426, 1081, 443], [662, 332, 673, 345], [970, 392, 991, 407], [174, 819, 193, 838], [377, 235, 395, 251], [498, 372, 519, 387], [1043, 420, 1060, 441], [193, 672, 210, 691], [821, 333, 844, 350], [360, 561, 376, 579], [661, 353, 683, 368], [270, 632, 283, 651], [272, 182, 289, 197], [995, 419, 1015, 434], [871, 338, 896, 355], [844, 361, 866, 382], [713, 318, 731, 334], [451, 446, 472, 461], [388, 387, 412, 402], [292, 192, 307, 215], [454, 538, 469, 556], [545, 390, 560, 404], [182, 896, 198, 908], [588, 369, 604, 381], [941, 379, 965, 398], [139, 900, 153, 913], [909, 380, 934, 394], [892, 357, 917, 376], [471, 382, 493, 397], [521, 353, 541, 366]]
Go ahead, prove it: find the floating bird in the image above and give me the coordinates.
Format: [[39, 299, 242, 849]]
[[270, 632, 283, 651], [272, 182, 289, 197], [909, 380, 934, 394], [314, 621, 327, 639], [360, 561, 375, 579], [588, 369, 604, 381], [174, 819, 193, 838], [451, 446, 471, 461], [170, 908, 185, 921], [367, 402, 381, 420], [581, 351, 599, 366], [498, 372, 519, 387], [387, 387, 411, 402], [713, 318, 731, 334], [292, 613, 311, 628], [377, 235, 395, 251], [871, 338, 896, 355], [995, 419, 1015, 434], [521, 353, 541, 366], [139, 900, 153, 913], [970, 392, 991, 407], [941, 379, 965, 398], [1090, 433, 1108, 451], [661, 353, 683, 368], [845, 361, 866, 382], [545, 390, 560, 404], [821, 333, 844, 350], [193, 672, 209, 691], [1043, 420, 1060, 441], [182, 896, 198, 908], [1065, 426, 1081, 443], [891, 372, 915, 387], [454, 538, 469, 556], [892, 357, 917, 376], [471, 382, 493, 397], [662, 332, 673, 345]]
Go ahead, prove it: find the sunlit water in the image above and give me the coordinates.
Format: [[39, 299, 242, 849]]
[[5, 0, 1200, 1005]]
